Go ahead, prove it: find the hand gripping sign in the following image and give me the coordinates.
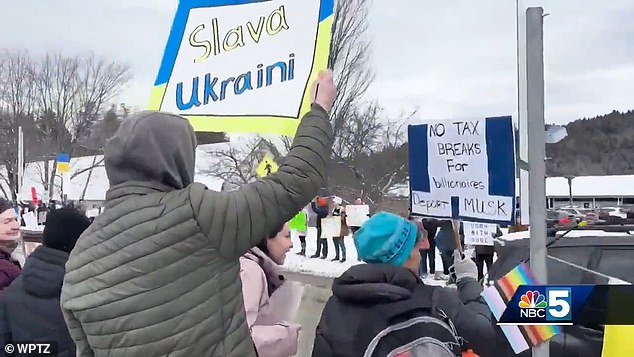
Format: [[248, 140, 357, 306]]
[[149, 0, 334, 136]]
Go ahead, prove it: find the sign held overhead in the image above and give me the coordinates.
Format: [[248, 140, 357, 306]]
[[408, 116, 516, 224], [149, 0, 333, 136]]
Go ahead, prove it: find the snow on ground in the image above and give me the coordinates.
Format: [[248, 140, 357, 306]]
[[282, 228, 360, 278], [555, 230, 633, 237], [497, 227, 633, 244], [284, 225, 633, 283], [283, 228, 448, 286]]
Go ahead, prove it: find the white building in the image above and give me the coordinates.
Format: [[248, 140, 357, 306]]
[[387, 175, 634, 209], [544, 175, 634, 208], [1, 144, 225, 205]]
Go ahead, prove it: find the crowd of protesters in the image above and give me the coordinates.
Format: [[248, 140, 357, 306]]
[[0, 71, 501, 357]]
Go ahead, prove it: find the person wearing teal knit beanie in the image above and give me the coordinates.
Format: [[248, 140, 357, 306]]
[[353, 211, 420, 268], [312, 211, 496, 357]]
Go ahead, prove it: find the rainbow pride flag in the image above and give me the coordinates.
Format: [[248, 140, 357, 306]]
[[481, 262, 560, 354]]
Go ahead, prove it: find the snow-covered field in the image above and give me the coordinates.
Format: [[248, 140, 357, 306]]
[[283, 228, 448, 286]]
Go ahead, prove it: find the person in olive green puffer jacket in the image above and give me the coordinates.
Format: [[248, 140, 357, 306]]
[[60, 70, 336, 357]]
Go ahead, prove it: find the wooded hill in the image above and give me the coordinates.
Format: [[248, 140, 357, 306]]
[[546, 110, 634, 176]]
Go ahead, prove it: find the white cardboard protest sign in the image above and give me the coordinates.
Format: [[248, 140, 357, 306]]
[[463, 222, 496, 246], [150, 0, 333, 136], [320, 217, 341, 238], [345, 205, 369, 227], [256, 281, 305, 324], [408, 117, 516, 224], [85, 209, 100, 218], [23, 212, 39, 230]]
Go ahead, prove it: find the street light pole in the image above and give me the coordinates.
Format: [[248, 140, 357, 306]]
[[526, 7, 549, 357], [565, 175, 574, 207]]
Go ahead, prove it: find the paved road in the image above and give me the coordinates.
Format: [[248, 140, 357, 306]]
[[284, 272, 334, 357]]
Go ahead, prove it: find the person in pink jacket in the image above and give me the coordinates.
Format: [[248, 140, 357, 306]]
[[239, 223, 300, 357]]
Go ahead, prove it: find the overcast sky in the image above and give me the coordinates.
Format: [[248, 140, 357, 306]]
[[1, 0, 633, 125]]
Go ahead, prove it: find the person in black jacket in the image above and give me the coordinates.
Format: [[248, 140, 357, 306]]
[[475, 226, 503, 283], [0, 207, 91, 356], [310, 197, 330, 259], [313, 212, 495, 357]]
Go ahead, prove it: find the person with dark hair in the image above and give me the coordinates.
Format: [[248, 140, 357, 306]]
[[313, 212, 495, 357], [294, 205, 309, 256], [61, 70, 336, 356], [0, 207, 91, 356], [420, 218, 440, 279], [239, 224, 299, 357], [331, 196, 348, 263], [0, 197, 21, 292], [435, 220, 457, 281], [310, 197, 330, 259], [475, 226, 502, 283]]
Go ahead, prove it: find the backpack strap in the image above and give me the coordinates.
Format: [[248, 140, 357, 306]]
[[429, 288, 468, 351]]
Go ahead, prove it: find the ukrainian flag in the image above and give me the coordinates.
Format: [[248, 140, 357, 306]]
[[56, 153, 70, 173]]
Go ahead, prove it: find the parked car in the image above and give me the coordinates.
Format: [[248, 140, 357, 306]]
[[559, 207, 586, 222], [489, 228, 634, 357], [597, 207, 628, 224], [583, 212, 600, 225], [602, 207, 627, 219], [546, 209, 566, 228]]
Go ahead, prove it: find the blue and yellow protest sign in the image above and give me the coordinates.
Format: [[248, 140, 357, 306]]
[[56, 153, 70, 173], [149, 0, 334, 136]]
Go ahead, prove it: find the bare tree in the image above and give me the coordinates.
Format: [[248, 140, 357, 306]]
[[326, 108, 414, 207], [328, 0, 375, 140], [33, 52, 131, 197], [0, 50, 36, 199], [202, 138, 270, 187], [334, 102, 383, 160], [203, 0, 381, 201]]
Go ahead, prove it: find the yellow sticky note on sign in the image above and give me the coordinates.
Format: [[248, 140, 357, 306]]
[[256, 155, 279, 177], [602, 325, 634, 356], [148, 0, 334, 137]]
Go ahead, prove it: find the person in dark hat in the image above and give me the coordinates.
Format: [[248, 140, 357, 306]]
[[0, 207, 91, 356]]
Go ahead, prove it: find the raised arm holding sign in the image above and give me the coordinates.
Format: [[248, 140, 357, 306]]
[[149, 0, 333, 136]]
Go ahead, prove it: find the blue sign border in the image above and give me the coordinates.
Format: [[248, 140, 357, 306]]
[[408, 116, 516, 225]]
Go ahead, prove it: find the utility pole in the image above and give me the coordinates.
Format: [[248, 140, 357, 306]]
[[565, 175, 574, 206], [526, 7, 549, 357], [17, 126, 24, 200]]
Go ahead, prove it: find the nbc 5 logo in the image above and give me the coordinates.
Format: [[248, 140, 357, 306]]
[[546, 288, 572, 321], [518, 288, 572, 321]]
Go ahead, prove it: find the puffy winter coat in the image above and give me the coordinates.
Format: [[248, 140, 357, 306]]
[[0, 246, 75, 356], [332, 207, 349, 237], [240, 248, 300, 357], [313, 264, 496, 357], [61, 105, 332, 357], [0, 247, 20, 292], [311, 202, 329, 231]]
